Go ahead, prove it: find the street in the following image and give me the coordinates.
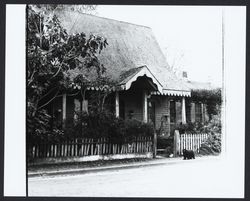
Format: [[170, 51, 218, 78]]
[[28, 156, 242, 198]]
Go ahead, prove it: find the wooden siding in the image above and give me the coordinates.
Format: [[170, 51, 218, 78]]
[[152, 95, 170, 137]]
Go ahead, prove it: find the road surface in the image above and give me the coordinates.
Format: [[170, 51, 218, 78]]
[[28, 156, 243, 198]]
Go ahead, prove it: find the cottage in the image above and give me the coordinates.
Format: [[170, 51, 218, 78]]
[[47, 11, 214, 138]]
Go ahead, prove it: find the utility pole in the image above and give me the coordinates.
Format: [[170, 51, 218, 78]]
[[221, 8, 226, 156]]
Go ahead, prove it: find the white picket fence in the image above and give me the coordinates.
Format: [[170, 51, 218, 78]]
[[174, 130, 210, 156]]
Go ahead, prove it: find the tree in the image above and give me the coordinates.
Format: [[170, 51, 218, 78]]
[[33, 4, 98, 14], [162, 46, 185, 76], [27, 5, 110, 140], [191, 88, 222, 120]]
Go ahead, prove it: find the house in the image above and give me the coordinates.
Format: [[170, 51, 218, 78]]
[[47, 11, 218, 138], [168, 71, 220, 134]]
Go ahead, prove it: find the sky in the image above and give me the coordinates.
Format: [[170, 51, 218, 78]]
[[95, 6, 223, 87]]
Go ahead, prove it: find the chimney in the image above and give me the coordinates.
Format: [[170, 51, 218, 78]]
[[182, 71, 188, 80]]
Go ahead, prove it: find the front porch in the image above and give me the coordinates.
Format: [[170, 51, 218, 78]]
[[114, 66, 190, 138], [48, 66, 192, 139]]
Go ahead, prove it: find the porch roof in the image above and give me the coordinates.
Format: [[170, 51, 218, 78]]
[[119, 66, 163, 92]]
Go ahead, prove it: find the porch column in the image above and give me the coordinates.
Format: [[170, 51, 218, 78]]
[[201, 103, 205, 123], [181, 97, 186, 124], [191, 102, 196, 123], [142, 90, 148, 123], [115, 91, 119, 118], [62, 93, 67, 128]]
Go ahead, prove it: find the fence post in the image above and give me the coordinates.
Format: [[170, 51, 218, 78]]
[[174, 130, 180, 157], [153, 131, 157, 158]]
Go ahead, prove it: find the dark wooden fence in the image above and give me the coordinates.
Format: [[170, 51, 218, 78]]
[[28, 136, 153, 159]]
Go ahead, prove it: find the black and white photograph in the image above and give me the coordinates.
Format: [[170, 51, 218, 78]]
[[3, 3, 246, 199]]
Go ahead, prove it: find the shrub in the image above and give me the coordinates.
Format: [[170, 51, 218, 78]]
[[175, 122, 204, 134], [124, 119, 154, 142], [64, 111, 126, 143], [32, 111, 155, 144], [191, 88, 222, 119], [174, 113, 222, 155], [199, 114, 222, 155], [157, 136, 174, 156]]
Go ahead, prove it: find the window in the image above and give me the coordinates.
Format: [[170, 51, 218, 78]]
[[170, 100, 176, 123], [186, 102, 191, 123], [195, 103, 202, 122]]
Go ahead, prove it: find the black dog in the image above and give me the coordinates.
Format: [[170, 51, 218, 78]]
[[183, 149, 195, 160]]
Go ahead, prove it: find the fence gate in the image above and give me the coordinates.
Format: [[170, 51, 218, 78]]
[[173, 130, 209, 156]]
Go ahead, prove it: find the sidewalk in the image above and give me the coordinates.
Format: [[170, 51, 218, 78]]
[[28, 155, 220, 178]]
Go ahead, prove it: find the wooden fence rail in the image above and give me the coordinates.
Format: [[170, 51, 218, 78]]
[[28, 136, 153, 159], [174, 130, 210, 156]]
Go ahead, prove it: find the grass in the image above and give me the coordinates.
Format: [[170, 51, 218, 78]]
[[28, 157, 158, 173]]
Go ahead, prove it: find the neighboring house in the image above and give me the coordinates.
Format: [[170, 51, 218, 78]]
[[47, 11, 219, 138], [168, 72, 219, 135]]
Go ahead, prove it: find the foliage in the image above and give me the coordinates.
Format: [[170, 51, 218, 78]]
[[33, 111, 154, 144], [176, 109, 221, 134], [27, 5, 110, 139], [33, 4, 98, 14], [87, 77, 119, 113], [191, 88, 222, 119], [199, 133, 221, 155], [157, 136, 174, 156], [66, 111, 125, 143], [123, 119, 154, 142], [191, 88, 221, 102], [72, 111, 154, 142], [175, 122, 204, 134], [175, 113, 222, 155], [199, 114, 222, 155]]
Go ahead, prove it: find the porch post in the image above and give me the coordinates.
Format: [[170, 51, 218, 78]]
[[191, 102, 196, 123], [115, 91, 119, 118], [201, 103, 205, 123], [142, 90, 148, 123], [62, 93, 67, 128], [181, 96, 186, 124]]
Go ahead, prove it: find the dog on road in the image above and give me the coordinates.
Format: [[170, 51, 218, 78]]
[[183, 149, 195, 160]]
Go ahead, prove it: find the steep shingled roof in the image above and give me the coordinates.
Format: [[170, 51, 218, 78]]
[[55, 11, 190, 94]]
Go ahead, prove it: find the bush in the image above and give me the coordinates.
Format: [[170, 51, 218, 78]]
[[175, 122, 204, 134], [174, 113, 222, 155], [191, 89, 222, 119], [63, 111, 125, 143], [157, 136, 174, 156], [199, 114, 222, 155], [124, 119, 154, 142], [31, 111, 155, 144]]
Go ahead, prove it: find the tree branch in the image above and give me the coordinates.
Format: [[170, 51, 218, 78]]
[[28, 69, 36, 86], [38, 86, 59, 102], [38, 89, 60, 110], [101, 93, 108, 112]]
